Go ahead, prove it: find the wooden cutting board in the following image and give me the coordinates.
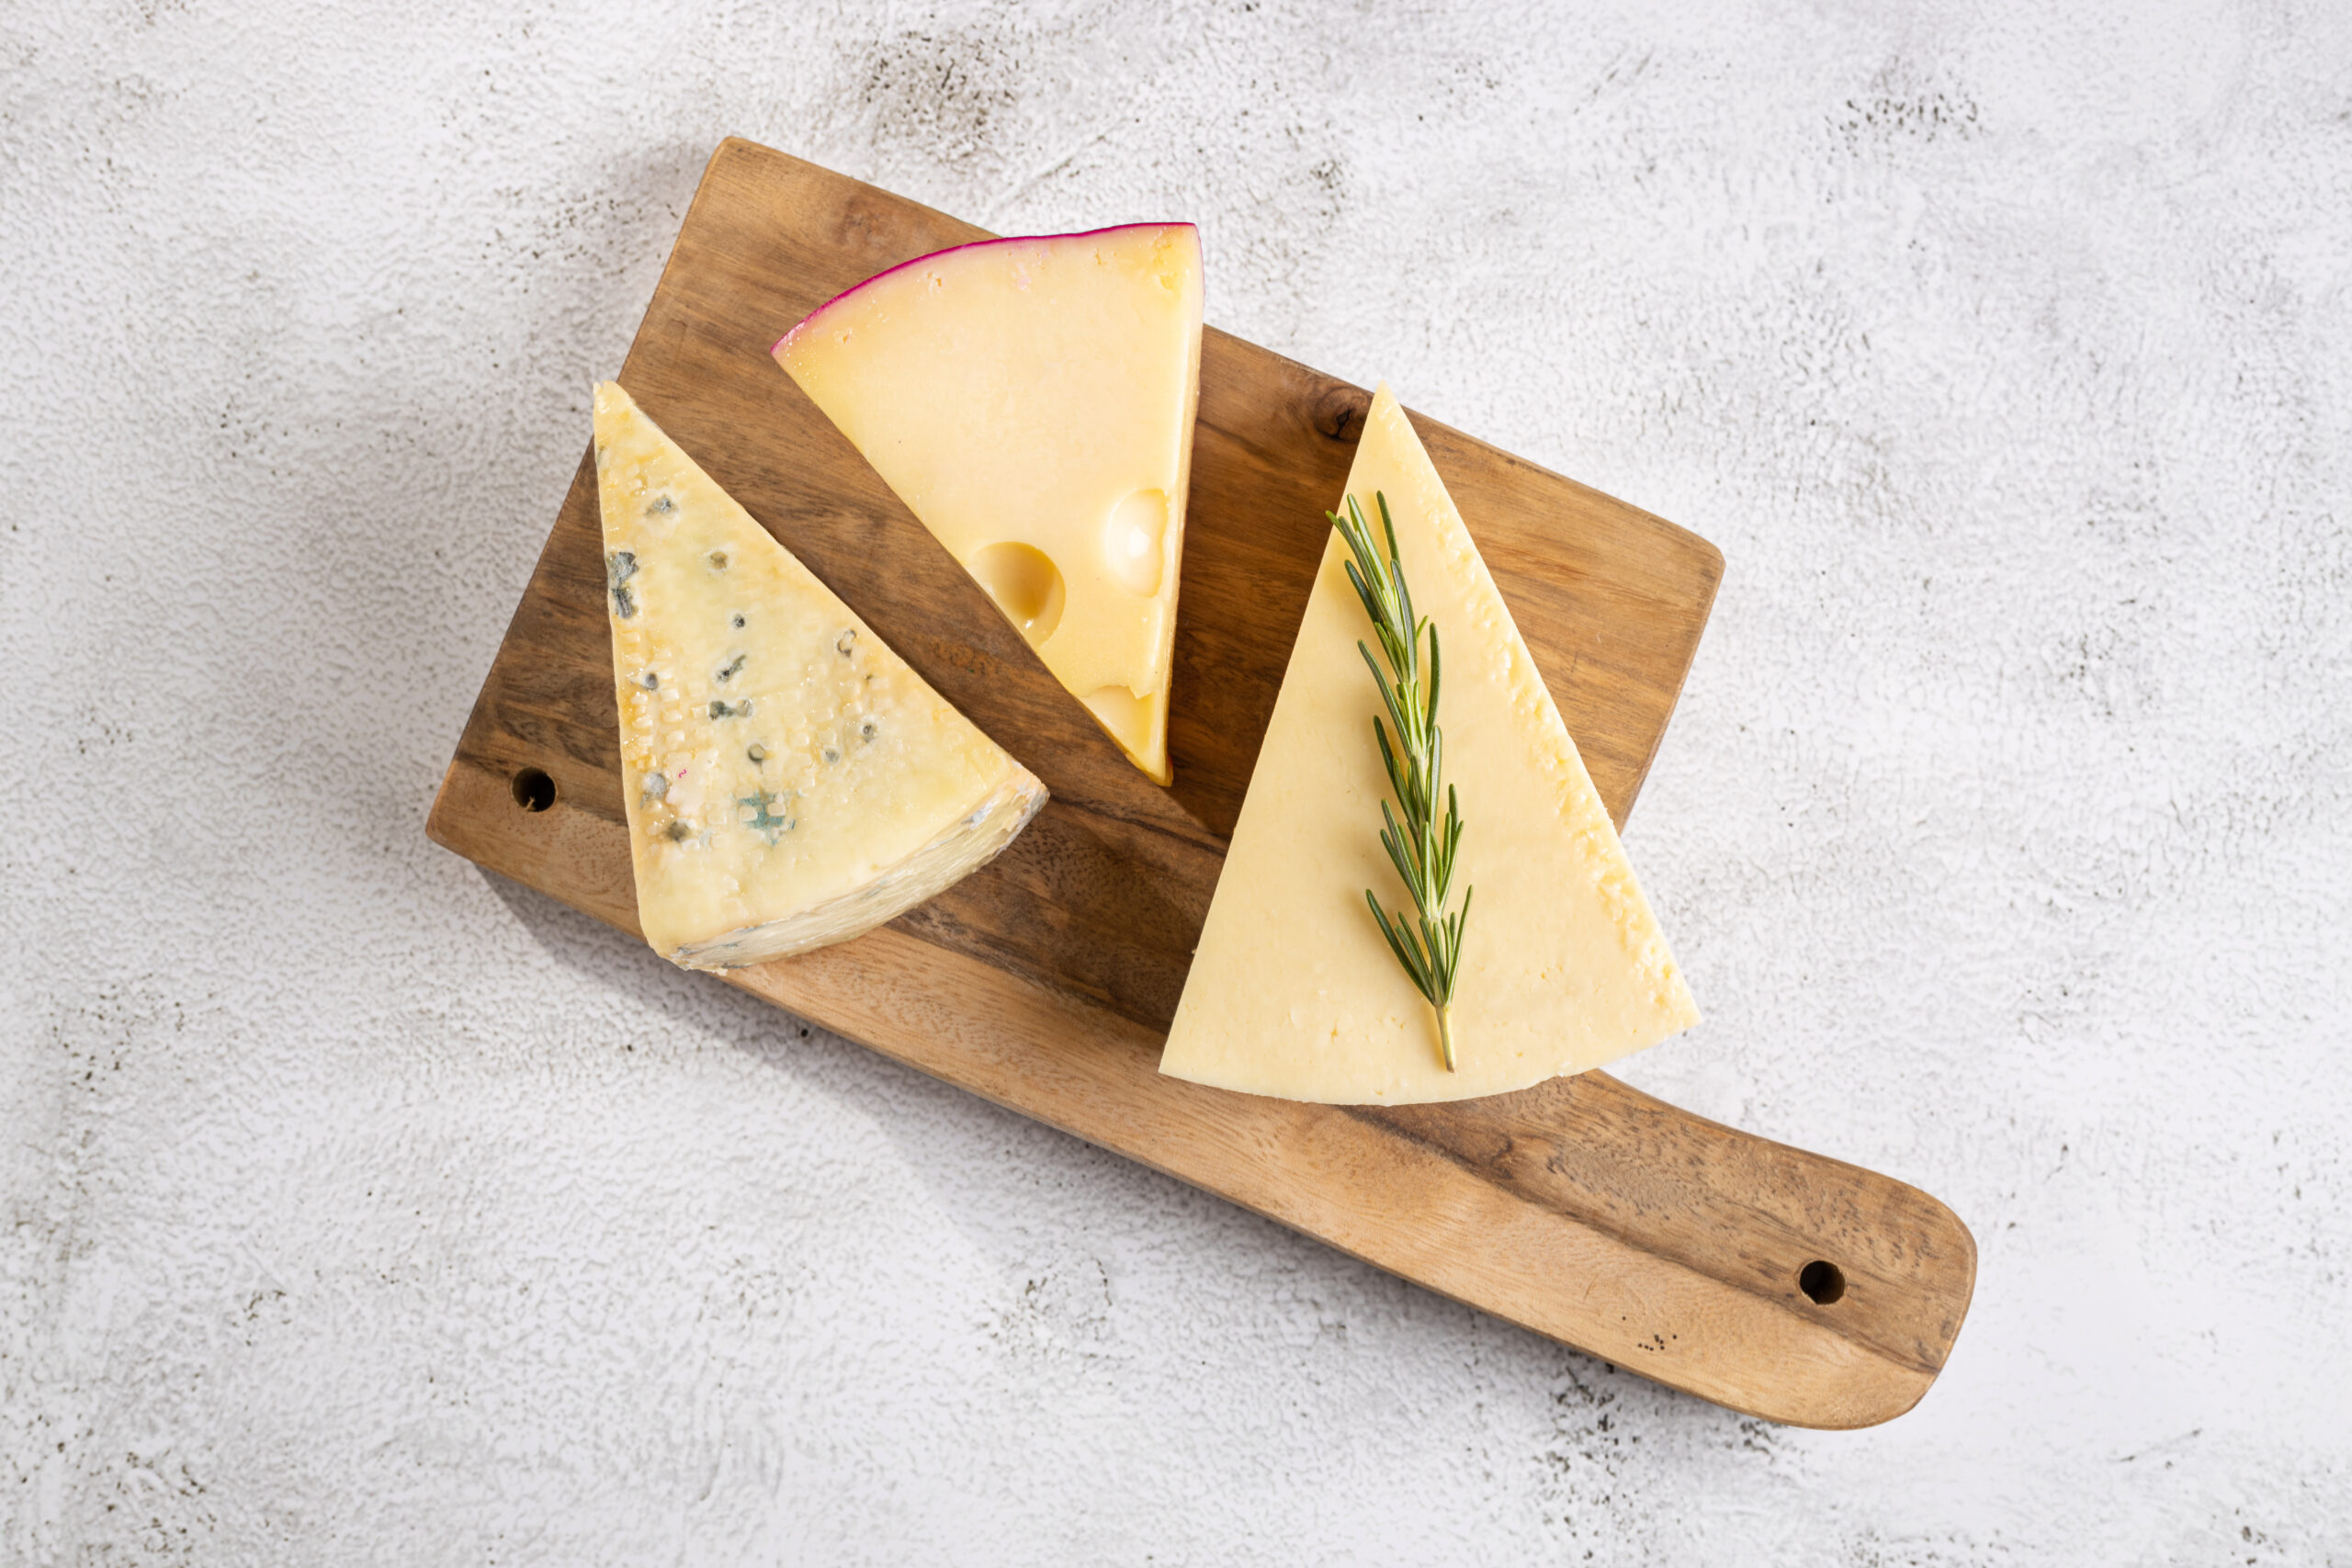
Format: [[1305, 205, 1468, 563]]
[[427, 138, 1974, 1428]]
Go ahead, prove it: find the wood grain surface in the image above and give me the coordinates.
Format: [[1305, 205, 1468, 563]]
[[426, 138, 1974, 1428]]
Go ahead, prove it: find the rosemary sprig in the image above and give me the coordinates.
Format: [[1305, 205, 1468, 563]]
[[1329, 491, 1472, 1072]]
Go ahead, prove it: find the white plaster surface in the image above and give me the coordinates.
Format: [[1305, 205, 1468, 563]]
[[4, 0, 2348, 1561]]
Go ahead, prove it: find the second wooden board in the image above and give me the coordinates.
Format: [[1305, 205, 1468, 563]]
[[428, 139, 1974, 1427]]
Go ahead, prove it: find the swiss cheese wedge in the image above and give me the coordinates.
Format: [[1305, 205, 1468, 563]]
[[773, 224, 1203, 784], [1159, 385, 1698, 1104], [594, 382, 1045, 969]]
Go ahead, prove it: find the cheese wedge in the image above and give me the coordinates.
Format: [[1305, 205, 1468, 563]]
[[773, 224, 1204, 784], [593, 381, 1046, 969], [1159, 385, 1698, 1104]]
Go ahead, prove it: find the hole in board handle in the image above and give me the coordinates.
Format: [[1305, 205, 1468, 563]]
[[1798, 1260, 1846, 1305], [511, 767, 556, 813]]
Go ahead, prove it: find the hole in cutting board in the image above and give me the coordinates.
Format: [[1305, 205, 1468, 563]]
[[511, 767, 556, 813], [1798, 1260, 1846, 1304]]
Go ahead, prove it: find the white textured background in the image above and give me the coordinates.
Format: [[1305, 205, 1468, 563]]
[[4, 1, 2347, 1562]]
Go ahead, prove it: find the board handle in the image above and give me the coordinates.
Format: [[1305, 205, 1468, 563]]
[[1355, 1073, 1977, 1426]]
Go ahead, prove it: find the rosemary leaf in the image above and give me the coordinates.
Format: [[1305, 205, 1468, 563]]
[[1329, 491, 1473, 1072]]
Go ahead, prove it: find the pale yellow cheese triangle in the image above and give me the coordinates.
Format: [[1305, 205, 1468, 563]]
[[774, 224, 1204, 784], [1159, 384, 1697, 1104], [594, 382, 1045, 969]]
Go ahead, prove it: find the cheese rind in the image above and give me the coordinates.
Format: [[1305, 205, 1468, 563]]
[[1158, 384, 1698, 1104], [593, 381, 1046, 969], [773, 223, 1204, 784]]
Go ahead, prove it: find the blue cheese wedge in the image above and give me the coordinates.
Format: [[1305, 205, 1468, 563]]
[[1158, 383, 1697, 1103], [593, 381, 1046, 969]]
